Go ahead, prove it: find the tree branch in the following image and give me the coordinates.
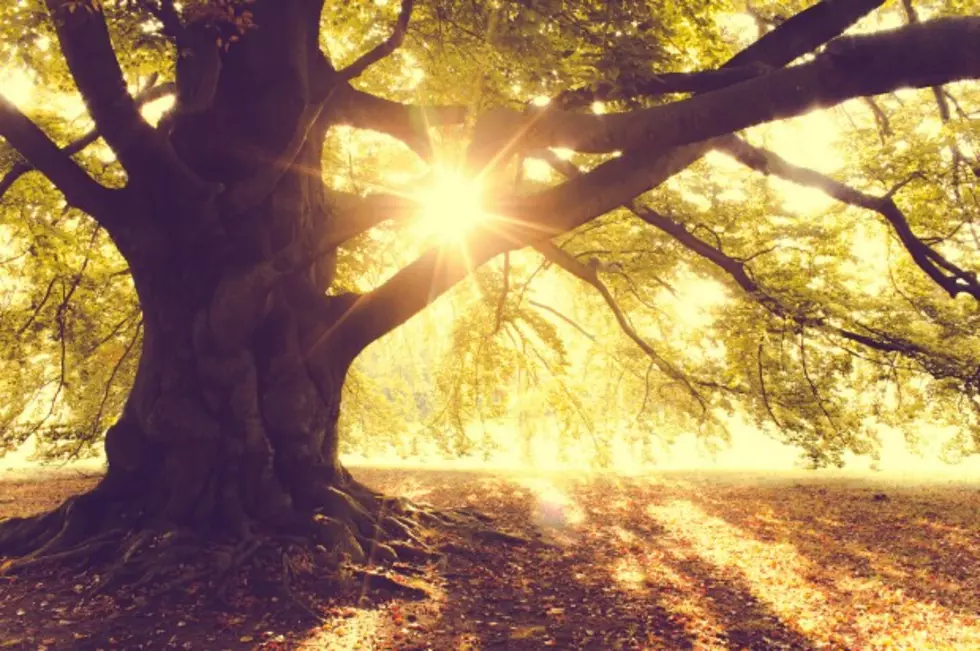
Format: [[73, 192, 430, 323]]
[[145, 0, 183, 41], [527, 299, 596, 341], [727, 0, 884, 69], [0, 95, 116, 221], [534, 147, 961, 384], [316, 0, 897, 354], [338, 0, 415, 80], [0, 82, 175, 203], [313, 189, 420, 250], [329, 85, 466, 160], [757, 343, 785, 430], [555, 63, 774, 109], [537, 148, 781, 308], [718, 136, 980, 300], [467, 18, 980, 172], [44, 1, 193, 185], [534, 241, 706, 414]]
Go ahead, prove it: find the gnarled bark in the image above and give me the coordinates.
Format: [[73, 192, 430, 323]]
[[0, 0, 458, 589]]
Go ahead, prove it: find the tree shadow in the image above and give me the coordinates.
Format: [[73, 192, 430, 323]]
[[388, 470, 824, 650], [570, 475, 819, 650], [3, 468, 977, 650], [684, 478, 980, 617]]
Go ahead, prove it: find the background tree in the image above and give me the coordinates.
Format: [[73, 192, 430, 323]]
[[0, 0, 978, 585]]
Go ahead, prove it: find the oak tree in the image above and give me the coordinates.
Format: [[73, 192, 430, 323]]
[[0, 0, 978, 586]]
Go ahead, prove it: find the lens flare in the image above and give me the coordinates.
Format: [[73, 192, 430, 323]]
[[414, 170, 489, 243]]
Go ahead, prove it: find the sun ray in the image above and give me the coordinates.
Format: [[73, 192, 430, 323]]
[[413, 169, 489, 244]]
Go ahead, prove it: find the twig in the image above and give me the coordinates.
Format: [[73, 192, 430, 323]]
[[339, 0, 415, 80]]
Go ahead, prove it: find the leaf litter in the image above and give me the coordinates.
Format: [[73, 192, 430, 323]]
[[0, 467, 977, 649]]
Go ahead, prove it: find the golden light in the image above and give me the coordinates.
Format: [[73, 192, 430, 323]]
[[140, 94, 175, 127], [413, 169, 490, 243], [0, 68, 35, 108], [648, 499, 980, 648]]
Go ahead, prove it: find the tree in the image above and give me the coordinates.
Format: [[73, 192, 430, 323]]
[[0, 0, 978, 584]]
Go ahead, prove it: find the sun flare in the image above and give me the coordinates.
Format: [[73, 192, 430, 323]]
[[414, 170, 489, 243]]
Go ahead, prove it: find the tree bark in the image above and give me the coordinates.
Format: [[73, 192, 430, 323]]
[[0, 1, 392, 566], [113, 0, 365, 530]]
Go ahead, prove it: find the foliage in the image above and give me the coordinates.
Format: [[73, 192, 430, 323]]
[[1, 0, 979, 468]]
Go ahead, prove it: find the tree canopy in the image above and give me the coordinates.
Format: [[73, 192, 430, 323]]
[[1, 0, 979, 473]]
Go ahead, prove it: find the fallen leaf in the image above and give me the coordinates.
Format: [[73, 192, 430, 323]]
[[510, 625, 547, 639]]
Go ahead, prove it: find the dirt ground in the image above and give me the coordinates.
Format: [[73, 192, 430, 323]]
[[1, 466, 978, 650]]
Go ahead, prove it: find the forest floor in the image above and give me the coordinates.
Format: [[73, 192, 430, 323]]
[[0, 466, 978, 650]]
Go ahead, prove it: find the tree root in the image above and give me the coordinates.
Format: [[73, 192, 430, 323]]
[[280, 547, 327, 622], [3, 530, 122, 573], [0, 478, 524, 604], [352, 568, 432, 600]]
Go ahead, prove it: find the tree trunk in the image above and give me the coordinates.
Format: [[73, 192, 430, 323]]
[[102, 0, 361, 531], [0, 0, 425, 572]]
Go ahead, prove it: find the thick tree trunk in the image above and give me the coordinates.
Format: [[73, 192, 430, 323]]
[[0, 0, 424, 573], [94, 0, 359, 534]]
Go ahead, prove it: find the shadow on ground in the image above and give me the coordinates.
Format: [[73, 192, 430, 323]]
[[1, 467, 978, 649]]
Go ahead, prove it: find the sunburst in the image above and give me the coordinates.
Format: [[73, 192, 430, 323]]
[[413, 168, 490, 244]]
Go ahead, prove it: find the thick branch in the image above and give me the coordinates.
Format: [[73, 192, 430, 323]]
[[0, 82, 175, 202], [314, 189, 420, 250], [0, 96, 116, 220], [320, 0, 893, 353], [339, 0, 415, 80], [329, 85, 466, 160], [558, 0, 887, 109], [556, 63, 774, 109], [719, 136, 980, 300], [44, 1, 192, 184], [468, 18, 980, 171], [727, 0, 884, 69]]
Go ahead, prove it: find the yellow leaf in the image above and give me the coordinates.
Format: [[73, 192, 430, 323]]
[[510, 626, 546, 639]]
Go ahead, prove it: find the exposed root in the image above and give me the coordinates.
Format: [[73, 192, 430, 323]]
[[352, 568, 432, 601], [0, 478, 525, 606], [388, 540, 442, 564], [280, 547, 327, 622], [470, 528, 534, 546], [3, 529, 123, 573], [0, 493, 100, 559]]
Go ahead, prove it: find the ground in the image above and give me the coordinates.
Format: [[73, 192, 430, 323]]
[[0, 465, 978, 650]]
